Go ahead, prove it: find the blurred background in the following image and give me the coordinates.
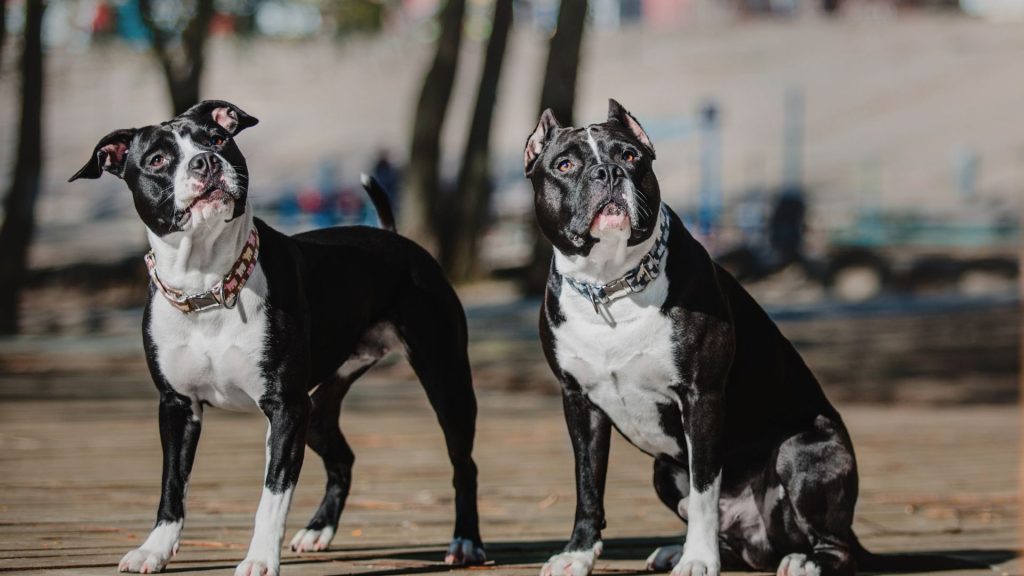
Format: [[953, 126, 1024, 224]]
[[0, 0, 1020, 404], [0, 1, 1021, 572]]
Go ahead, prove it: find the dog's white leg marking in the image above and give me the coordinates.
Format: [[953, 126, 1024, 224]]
[[777, 553, 822, 576], [118, 520, 182, 573], [235, 487, 293, 576], [674, 436, 721, 576], [540, 541, 603, 576]]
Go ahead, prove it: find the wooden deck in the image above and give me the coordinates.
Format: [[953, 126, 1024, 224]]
[[0, 379, 1018, 575]]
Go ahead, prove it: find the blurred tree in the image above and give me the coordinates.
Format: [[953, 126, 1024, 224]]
[[0, 0, 7, 70], [400, 0, 466, 250], [521, 0, 588, 294], [442, 0, 513, 281], [139, 0, 215, 115], [0, 0, 46, 334]]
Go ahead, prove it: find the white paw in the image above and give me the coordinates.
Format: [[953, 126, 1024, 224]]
[[234, 558, 278, 576], [540, 542, 602, 576], [289, 526, 335, 552], [672, 546, 720, 576], [118, 547, 174, 573], [646, 544, 684, 571], [444, 537, 487, 565], [777, 553, 821, 576]]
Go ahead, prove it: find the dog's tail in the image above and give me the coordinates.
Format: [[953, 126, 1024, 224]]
[[852, 533, 987, 572], [360, 173, 397, 233]]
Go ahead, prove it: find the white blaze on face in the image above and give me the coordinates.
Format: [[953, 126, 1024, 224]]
[[585, 126, 603, 162], [173, 132, 205, 210]]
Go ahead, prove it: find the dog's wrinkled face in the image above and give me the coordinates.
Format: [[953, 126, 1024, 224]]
[[524, 99, 660, 257], [70, 100, 258, 236]]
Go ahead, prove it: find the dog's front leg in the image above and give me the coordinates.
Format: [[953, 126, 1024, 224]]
[[676, 389, 724, 576], [235, 395, 310, 576], [120, 392, 202, 573], [541, 383, 612, 576]]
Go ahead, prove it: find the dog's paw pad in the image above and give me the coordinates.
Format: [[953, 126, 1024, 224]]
[[444, 537, 486, 565], [118, 548, 171, 574], [540, 542, 602, 576], [234, 558, 277, 576], [646, 544, 684, 571], [777, 553, 821, 576], [289, 526, 335, 553]]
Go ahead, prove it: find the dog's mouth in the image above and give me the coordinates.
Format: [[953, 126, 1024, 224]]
[[590, 201, 630, 233], [177, 183, 238, 226]]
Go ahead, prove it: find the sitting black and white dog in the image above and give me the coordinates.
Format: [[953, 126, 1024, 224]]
[[70, 101, 485, 575], [524, 100, 863, 576]]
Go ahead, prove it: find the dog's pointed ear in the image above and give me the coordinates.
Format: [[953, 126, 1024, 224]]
[[525, 108, 561, 177], [69, 128, 136, 182], [185, 100, 259, 135], [608, 98, 655, 159]]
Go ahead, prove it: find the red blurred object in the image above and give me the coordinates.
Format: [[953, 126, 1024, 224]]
[[93, 1, 115, 34]]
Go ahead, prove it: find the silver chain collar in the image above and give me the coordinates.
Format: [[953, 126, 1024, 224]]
[[563, 204, 671, 314]]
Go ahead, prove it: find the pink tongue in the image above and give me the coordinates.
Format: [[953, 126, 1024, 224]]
[[592, 204, 629, 231]]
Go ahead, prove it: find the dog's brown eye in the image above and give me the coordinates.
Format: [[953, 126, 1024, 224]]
[[149, 154, 166, 168], [211, 136, 225, 147], [557, 160, 573, 173], [622, 150, 637, 163]]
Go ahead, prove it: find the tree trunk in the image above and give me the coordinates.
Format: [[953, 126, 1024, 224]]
[[441, 0, 513, 281], [521, 0, 588, 294], [0, 0, 8, 70], [139, 0, 215, 115], [400, 0, 466, 250], [0, 0, 46, 334]]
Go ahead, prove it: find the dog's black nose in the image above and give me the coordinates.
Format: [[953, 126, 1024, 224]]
[[588, 163, 624, 185], [188, 153, 221, 179]]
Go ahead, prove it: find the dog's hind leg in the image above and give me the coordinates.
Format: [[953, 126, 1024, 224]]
[[395, 298, 485, 566], [289, 370, 364, 553], [772, 416, 858, 576]]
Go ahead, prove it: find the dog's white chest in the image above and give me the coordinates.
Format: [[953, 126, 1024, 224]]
[[551, 274, 683, 457], [148, 267, 269, 411]]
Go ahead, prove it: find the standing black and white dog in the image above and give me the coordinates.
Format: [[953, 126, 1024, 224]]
[[70, 101, 485, 575], [525, 100, 862, 576]]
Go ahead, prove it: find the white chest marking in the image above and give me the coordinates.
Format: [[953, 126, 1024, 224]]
[[551, 271, 683, 457], [148, 264, 270, 412]]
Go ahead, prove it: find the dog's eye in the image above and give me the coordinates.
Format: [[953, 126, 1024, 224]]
[[557, 159, 573, 173], [149, 154, 166, 169], [211, 136, 225, 147], [622, 150, 637, 163]]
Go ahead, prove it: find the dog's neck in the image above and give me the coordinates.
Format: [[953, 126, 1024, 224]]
[[146, 208, 254, 295], [554, 204, 665, 286]]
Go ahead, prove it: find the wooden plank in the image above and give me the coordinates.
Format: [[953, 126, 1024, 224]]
[[0, 384, 1016, 575]]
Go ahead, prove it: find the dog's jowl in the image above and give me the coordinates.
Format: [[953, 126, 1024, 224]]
[[71, 101, 485, 576], [525, 100, 863, 576]]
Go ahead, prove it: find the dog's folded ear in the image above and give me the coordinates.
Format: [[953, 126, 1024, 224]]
[[69, 128, 136, 182], [607, 99, 655, 160], [185, 100, 259, 135], [525, 108, 561, 177]]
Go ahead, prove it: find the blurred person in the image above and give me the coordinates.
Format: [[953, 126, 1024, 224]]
[[370, 149, 401, 218]]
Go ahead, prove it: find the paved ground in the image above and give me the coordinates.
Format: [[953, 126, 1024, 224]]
[[0, 378, 1017, 576]]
